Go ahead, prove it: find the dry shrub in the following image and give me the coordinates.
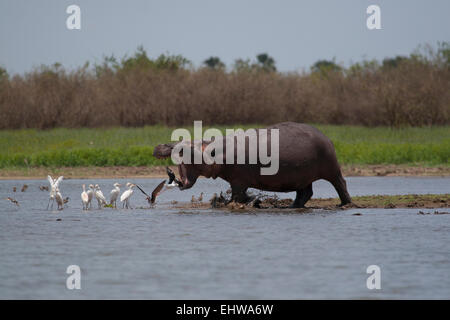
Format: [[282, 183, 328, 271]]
[[0, 60, 448, 129]]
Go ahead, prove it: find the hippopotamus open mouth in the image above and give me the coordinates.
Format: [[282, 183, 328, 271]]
[[178, 163, 189, 189], [178, 163, 198, 190], [153, 143, 198, 190]]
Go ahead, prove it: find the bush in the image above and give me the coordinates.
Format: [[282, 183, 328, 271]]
[[0, 45, 448, 129]]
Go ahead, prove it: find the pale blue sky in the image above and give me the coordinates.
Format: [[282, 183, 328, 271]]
[[0, 0, 449, 74]]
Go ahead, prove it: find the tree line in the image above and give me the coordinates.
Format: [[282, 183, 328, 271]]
[[0, 43, 448, 129]]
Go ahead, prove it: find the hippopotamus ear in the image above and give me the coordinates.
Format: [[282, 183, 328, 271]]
[[153, 143, 178, 159]]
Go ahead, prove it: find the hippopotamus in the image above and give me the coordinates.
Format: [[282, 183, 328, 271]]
[[153, 122, 351, 207]]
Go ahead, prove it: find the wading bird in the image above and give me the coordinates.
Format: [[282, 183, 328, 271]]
[[85, 184, 95, 210], [87, 184, 95, 208], [94, 184, 107, 209], [81, 184, 89, 210], [6, 197, 19, 206], [120, 183, 135, 209], [135, 180, 166, 206], [210, 193, 218, 208], [109, 183, 121, 208], [210, 192, 229, 208], [191, 192, 204, 203], [47, 175, 64, 210], [55, 188, 64, 210]]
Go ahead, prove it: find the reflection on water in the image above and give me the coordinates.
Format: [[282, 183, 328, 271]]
[[0, 177, 449, 299]]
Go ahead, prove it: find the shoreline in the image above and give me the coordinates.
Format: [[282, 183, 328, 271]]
[[178, 194, 450, 210], [0, 164, 448, 180]]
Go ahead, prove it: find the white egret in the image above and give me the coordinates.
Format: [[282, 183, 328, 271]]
[[47, 175, 63, 210], [85, 184, 95, 210], [94, 184, 107, 209], [81, 184, 89, 210], [120, 183, 135, 209], [109, 183, 121, 208]]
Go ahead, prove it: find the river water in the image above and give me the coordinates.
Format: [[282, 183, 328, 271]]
[[0, 176, 449, 299]]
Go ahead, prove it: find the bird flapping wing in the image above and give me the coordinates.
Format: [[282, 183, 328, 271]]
[[54, 176, 64, 188], [166, 167, 183, 187], [166, 167, 175, 184], [151, 180, 167, 203], [135, 185, 150, 198]]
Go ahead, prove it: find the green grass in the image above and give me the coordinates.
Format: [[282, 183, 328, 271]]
[[0, 125, 448, 168], [317, 125, 449, 165]]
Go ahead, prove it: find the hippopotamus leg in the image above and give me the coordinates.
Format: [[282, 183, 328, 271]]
[[231, 186, 254, 204], [329, 173, 352, 206], [291, 184, 313, 208]]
